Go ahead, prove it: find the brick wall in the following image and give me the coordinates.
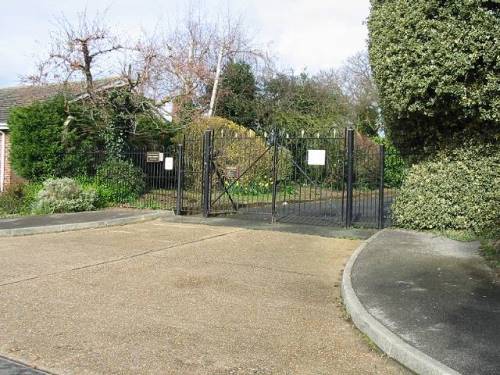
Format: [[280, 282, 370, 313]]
[[1, 131, 19, 191]]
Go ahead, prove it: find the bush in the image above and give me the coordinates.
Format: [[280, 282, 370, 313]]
[[95, 159, 146, 204], [392, 142, 499, 235], [374, 137, 408, 188], [180, 117, 292, 190], [33, 178, 97, 214], [8, 95, 97, 180], [368, 1, 499, 159], [0, 182, 42, 216]]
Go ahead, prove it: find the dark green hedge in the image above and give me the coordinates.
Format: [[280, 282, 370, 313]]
[[8, 95, 95, 180]]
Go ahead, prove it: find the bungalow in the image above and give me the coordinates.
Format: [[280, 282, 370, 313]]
[[0, 80, 128, 191]]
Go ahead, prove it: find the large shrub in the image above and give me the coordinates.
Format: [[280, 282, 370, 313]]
[[181, 117, 292, 192], [95, 159, 146, 204], [392, 142, 499, 235], [368, 0, 499, 159], [33, 178, 97, 214], [8, 95, 97, 180]]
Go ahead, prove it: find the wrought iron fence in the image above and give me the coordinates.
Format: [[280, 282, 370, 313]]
[[83, 146, 179, 210], [187, 128, 399, 228], [70, 128, 404, 229]]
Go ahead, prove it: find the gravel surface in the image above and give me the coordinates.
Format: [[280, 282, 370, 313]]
[[0, 221, 408, 374]]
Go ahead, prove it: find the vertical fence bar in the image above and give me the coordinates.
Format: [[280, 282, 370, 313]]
[[202, 130, 213, 217], [345, 129, 354, 227], [271, 131, 279, 223], [175, 143, 184, 215], [378, 144, 385, 229], [341, 128, 347, 223]]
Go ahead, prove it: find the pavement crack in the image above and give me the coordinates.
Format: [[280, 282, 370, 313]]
[[0, 228, 248, 288]]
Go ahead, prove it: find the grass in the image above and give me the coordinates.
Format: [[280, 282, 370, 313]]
[[480, 239, 500, 274], [434, 229, 479, 242]]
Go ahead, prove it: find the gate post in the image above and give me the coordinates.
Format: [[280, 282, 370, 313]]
[[271, 131, 279, 223], [345, 129, 354, 227], [175, 143, 184, 215], [378, 144, 385, 229], [202, 130, 213, 217]]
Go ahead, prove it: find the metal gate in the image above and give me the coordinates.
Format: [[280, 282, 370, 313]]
[[176, 128, 389, 228]]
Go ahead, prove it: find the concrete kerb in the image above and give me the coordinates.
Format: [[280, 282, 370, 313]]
[[0, 211, 173, 237], [341, 229, 462, 375], [0, 354, 53, 375]]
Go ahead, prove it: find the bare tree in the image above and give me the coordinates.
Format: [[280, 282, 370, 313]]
[[316, 51, 381, 134], [128, 8, 267, 120], [338, 51, 377, 107], [26, 10, 123, 97]]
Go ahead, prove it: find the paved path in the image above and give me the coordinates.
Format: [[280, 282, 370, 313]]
[[0, 221, 407, 374], [350, 229, 500, 375], [0, 209, 168, 236]]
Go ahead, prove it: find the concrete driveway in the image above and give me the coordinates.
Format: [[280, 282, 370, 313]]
[[0, 220, 407, 374]]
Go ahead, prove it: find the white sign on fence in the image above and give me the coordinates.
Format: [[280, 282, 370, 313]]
[[307, 149, 326, 166], [164, 157, 174, 170]]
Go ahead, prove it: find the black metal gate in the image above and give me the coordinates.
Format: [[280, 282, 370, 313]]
[[176, 128, 389, 228]]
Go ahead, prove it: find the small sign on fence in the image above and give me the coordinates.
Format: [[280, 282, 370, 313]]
[[307, 149, 326, 166], [147, 152, 164, 163], [164, 157, 174, 170], [225, 166, 240, 179]]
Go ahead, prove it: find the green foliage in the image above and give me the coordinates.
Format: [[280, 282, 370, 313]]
[[228, 180, 296, 196], [368, 0, 500, 159], [97, 88, 172, 152], [9, 89, 173, 181], [0, 182, 42, 216], [181, 117, 292, 188], [215, 62, 257, 129], [480, 238, 499, 271], [95, 159, 146, 204], [256, 72, 344, 134], [8, 95, 93, 180], [173, 99, 198, 130], [374, 137, 408, 187], [392, 142, 499, 235], [129, 112, 174, 149], [33, 178, 97, 214]]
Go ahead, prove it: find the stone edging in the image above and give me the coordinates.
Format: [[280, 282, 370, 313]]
[[340, 229, 462, 375], [0, 211, 173, 237]]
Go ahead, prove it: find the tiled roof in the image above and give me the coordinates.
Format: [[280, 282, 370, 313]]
[[0, 79, 126, 125]]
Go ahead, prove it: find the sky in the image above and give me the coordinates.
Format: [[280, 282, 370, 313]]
[[0, 0, 371, 88]]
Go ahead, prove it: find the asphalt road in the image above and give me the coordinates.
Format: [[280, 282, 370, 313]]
[[234, 195, 394, 228], [352, 230, 500, 375]]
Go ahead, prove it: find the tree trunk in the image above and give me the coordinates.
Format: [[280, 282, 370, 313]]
[[208, 44, 224, 117]]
